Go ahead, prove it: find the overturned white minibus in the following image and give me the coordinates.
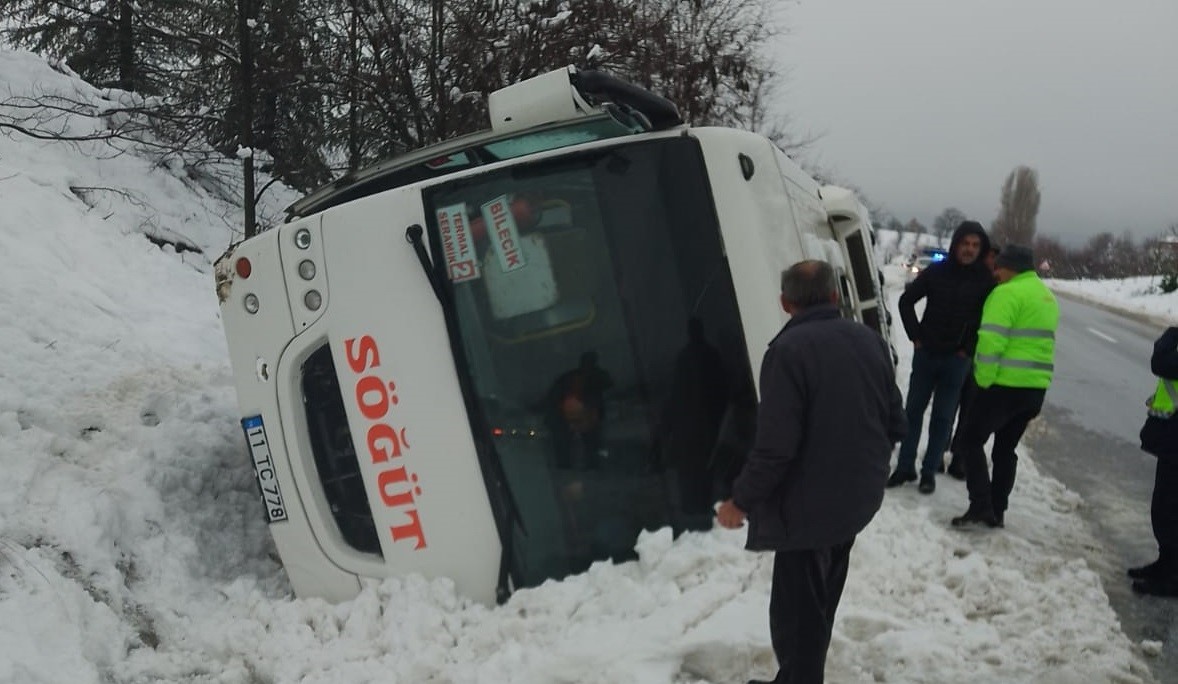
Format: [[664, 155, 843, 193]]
[[214, 67, 891, 604]]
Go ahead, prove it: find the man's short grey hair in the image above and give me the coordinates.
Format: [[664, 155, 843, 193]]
[[780, 260, 837, 308]]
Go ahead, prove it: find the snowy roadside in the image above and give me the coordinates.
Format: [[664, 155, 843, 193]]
[[1047, 277, 1177, 328], [872, 265, 1157, 683], [0, 47, 1158, 684]]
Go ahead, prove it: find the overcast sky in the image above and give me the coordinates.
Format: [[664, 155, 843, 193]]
[[774, 0, 1178, 245]]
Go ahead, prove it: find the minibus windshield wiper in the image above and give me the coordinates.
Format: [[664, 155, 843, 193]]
[[404, 223, 526, 604], [405, 224, 443, 302]]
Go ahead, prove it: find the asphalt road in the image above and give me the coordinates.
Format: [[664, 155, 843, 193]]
[[1027, 293, 1176, 679]]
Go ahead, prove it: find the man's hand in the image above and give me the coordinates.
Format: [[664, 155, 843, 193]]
[[716, 499, 746, 529]]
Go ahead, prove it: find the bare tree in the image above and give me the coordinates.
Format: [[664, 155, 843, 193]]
[[4, 0, 796, 238], [316, 0, 795, 170], [867, 206, 891, 231], [932, 207, 967, 242], [1033, 235, 1070, 277], [1078, 232, 1115, 278], [991, 165, 1041, 246], [1148, 222, 1178, 291], [1107, 232, 1142, 278], [1, 0, 174, 94], [2, 0, 334, 237], [1029, 226, 1178, 282]]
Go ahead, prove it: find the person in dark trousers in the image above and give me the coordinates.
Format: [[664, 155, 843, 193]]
[[716, 260, 906, 684], [946, 245, 1002, 479], [661, 317, 730, 531], [1128, 327, 1178, 596], [888, 221, 994, 494], [951, 245, 1059, 528]]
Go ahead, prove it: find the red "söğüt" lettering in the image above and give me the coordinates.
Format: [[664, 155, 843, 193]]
[[344, 335, 427, 550]]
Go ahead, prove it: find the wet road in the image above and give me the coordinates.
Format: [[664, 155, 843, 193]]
[[1027, 293, 1177, 680]]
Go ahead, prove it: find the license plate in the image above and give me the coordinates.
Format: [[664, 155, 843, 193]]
[[242, 415, 288, 523]]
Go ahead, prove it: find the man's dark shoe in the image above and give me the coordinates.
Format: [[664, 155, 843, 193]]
[[886, 470, 917, 488], [1132, 576, 1178, 598], [1128, 559, 1167, 580], [918, 473, 936, 494], [748, 680, 776, 684], [951, 507, 1000, 528], [946, 459, 966, 481]]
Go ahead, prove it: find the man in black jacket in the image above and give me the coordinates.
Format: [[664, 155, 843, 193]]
[[887, 221, 993, 494], [945, 245, 1002, 479], [1129, 326, 1178, 596], [717, 260, 906, 684]]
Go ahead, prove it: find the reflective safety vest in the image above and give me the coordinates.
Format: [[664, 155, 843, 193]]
[[1149, 378, 1178, 417], [974, 271, 1060, 389]]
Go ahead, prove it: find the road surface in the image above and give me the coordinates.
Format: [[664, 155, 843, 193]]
[[1027, 293, 1176, 679]]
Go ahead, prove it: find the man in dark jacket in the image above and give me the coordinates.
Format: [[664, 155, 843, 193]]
[[1129, 326, 1178, 596], [946, 245, 1002, 479], [717, 260, 906, 684], [887, 221, 993, 494]]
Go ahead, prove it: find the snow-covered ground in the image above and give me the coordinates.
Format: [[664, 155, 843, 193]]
[[0, 48, 1163, 683], [1046, 277, 1178, 325]]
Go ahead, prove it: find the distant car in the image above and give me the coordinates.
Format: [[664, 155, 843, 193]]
[[906, 255, 936, 282]]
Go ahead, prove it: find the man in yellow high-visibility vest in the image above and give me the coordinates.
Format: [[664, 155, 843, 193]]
[[1129, 326, 1178, 596], [950, 244, 1059, 528]]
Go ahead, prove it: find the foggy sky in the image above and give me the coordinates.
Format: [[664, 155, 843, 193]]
[[775, 0, 1178, 244]]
